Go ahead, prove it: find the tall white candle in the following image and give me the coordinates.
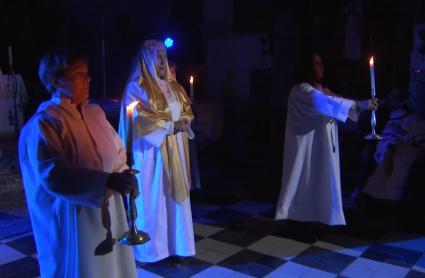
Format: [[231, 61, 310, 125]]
[[189, 75, 194, 101], [369, 56, 376, 97], [126, 101, 139, 154], [8, 46, 13, 68]]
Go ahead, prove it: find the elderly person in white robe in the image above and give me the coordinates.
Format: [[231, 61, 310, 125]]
[[19, 49, 138, 278], [275, 53, 378, 226], [118, 40, 195, 263]]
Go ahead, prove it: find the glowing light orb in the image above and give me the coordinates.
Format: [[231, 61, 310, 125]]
[[164, 38, 174, 48]]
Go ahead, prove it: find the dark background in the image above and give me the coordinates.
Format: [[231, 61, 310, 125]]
[[1, 0, 425, 193]]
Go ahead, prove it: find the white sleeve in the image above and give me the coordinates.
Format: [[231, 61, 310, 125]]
[[293, 83, 356, 122], [347, 102, 360, 122], [142, 121, 174, 147], [23, 116, 108, 208]]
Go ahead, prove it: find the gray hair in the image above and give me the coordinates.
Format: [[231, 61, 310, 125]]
[[38, 48, 86, 94]]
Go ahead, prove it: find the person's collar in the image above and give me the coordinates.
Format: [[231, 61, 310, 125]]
[[51, 95, 89, 107], [51, 95, 89, 118], [51, 95, 74, 106]]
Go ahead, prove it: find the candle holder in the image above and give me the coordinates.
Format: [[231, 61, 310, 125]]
[[118, 153, 150, 246], [364, 111, 382, 140], [364, 94, 382, 140]]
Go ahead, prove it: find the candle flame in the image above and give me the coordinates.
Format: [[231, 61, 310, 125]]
[[190, 76, 193, 84], [127, 101, 139, 113], [369, 57, 374, 66]]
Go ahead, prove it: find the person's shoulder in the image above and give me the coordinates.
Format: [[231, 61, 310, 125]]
[[85, 103, 108, 119], [125, 80, 149, 102], [169, 80, 181, 87], [169, 80, 186, 92], [32, 100, 62, 121], [290, 82, 313, 96], [86, 102, 104, 112], [37, 99, 58, 113], [22, 101, 63, 135], [126, 80, 148, 92], [298, 82, 314, 91]]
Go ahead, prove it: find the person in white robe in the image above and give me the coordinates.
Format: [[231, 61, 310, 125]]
[[275, 53, 378, 225], [19, 49, 138, 278], [169, 60, 202, 190], [118, 40, 196, 263]]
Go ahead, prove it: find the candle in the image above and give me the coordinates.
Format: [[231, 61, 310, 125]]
[[369, 56, 376, 97], [8, 46, 13, 68], [364, 56, 382, 140], [189, 75, 194, 101], [126, 101, 139, 155]]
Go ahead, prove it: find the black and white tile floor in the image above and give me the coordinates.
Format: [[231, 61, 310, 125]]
[[1, 198, 425, 278], [2, 137, 425, 277]]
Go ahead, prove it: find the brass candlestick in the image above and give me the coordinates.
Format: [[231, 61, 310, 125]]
[[118, 153, 150, 245]]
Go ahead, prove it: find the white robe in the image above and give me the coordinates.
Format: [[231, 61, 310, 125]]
[[275, 83, 358, 225], [19, 96, 136, 278], [119, 82, 196, 263]]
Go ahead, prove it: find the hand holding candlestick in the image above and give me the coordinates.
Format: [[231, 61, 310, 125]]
[[118, 101, 150, 246], [364, 56, 382, 140], [118, 167, 150, 246]]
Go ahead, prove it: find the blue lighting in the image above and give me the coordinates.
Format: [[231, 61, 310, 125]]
[[164, 37, 174, 48]]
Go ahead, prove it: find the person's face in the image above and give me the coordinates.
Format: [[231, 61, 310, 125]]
[[56, 59, 91, 105], [154, 48, 168, 80], [312, 54, 324, 81]]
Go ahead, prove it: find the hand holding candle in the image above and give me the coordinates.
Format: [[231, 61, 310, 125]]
[[189, 75, 194, 101]]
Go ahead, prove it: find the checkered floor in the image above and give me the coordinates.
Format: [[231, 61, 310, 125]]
[[1, 198, 425, 278]]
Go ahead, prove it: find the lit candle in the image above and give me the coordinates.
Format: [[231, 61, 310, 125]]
[[189, 75, 194, 101], [126, 101, 139, 155], [8, 46, 13, 68], [369, 56, 376, 98]]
